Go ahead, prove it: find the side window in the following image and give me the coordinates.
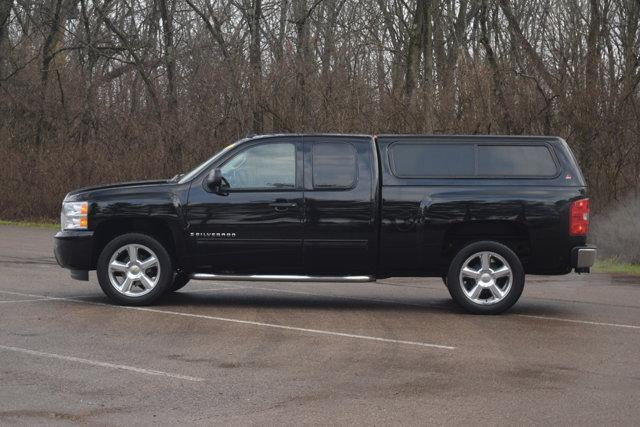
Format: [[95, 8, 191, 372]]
[[312, 142, 357, 189], [221, 143, 296, 189], [390, 143, 475, 177], [477, 145, 557, 177]]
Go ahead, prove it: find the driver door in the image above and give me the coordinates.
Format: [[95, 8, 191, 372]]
[[186, 137, 305, 273]]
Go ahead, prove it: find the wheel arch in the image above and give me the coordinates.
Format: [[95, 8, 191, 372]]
[[441, 220, 531, 271], [91, 218, 183, 269]]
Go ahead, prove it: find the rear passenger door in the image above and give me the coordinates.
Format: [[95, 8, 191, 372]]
[[302, 136, 377, 274]]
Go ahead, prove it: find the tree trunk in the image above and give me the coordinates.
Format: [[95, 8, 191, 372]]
[[78, 0, 99, 147], [159, 0, 177, 112], [480, 0, 512, 132], [619, 0, 639, 107], [579, 0, 601, 182], [272, 0, 288, 130], [420, 0, 434, 91], [0, 0, 13, 77], [275, 0, 288, 63], [36, 0, 73, 146], [293, 0, 309, 129], [320, 0, 342, 79], [41, 0, 69, 88], [248, 0, 263, 133], [440, 0, 467, 120], [585, 0, 600, 88], [405, 0, 430, 100], [159, 0, 181, 168], [377, 0, 402, 98]]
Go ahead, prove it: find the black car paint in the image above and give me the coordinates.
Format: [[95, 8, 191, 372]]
[[301, 135, 379, 274], [54, 134, 588, 278], [185, 136, 304, 274]]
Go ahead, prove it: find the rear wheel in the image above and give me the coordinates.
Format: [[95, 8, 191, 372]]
[[97, 233, 173, 305], [446, 241, 524, 314]]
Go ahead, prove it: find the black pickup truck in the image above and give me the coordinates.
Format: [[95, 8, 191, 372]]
[[54, 134, 596, 314]]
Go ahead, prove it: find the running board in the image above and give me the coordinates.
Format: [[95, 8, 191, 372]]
[[189, 273, 375, 283]]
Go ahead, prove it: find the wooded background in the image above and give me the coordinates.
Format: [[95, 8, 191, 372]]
[[0, 0, 639, 221]]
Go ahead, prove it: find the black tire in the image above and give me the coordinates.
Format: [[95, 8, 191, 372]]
[[446, 240, 524, 314], [169, 272, 190, 292], [96, 233, 173, 306]]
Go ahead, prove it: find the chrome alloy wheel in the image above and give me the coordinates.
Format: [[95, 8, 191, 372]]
[[107, 244, 161, 297], [458, 251, 513, 305]]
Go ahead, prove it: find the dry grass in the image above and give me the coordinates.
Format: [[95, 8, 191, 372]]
[[593, 259, 640, 277], [0, 220, 59, 229], [591, 196, 640, 264]]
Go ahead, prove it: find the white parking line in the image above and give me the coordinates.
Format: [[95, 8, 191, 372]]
[[0, 344, 204, 382], [0, 290, 455, 350], [515, 314, 640, 330], [0, 290, 66, 299], [186, 286, 244, 293], [3, 288, 639, 334], [0, 298, 51, 304], [127, 306, 456, 350]]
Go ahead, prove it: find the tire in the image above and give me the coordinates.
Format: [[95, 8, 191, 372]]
[[169, 272, 190, 292], [446, 241, 524, 314], [96, 233, 173, 306]]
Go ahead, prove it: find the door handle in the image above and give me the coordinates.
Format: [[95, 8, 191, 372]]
[[270, 201, 297, 211]]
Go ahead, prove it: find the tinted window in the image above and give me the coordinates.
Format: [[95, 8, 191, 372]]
[[313, 142, 357, 189], [221, 143, 296, 189], [390, 143, 475, 177], [477, 145, 557, 176]]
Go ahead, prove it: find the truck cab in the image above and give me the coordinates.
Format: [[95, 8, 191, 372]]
[[54, 134, 596, 314], [184, 134, 379, 276]]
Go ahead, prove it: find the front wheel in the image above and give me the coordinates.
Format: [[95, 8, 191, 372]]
[[97, 233, 173, 305], [446, 241, 524, 314]]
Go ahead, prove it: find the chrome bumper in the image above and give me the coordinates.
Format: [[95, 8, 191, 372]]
[[572, 246, 597, 272]]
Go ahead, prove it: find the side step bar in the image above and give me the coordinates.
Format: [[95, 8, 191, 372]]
[[189, 273, 375, 283]]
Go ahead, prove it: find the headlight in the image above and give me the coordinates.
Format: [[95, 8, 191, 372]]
[[61, 201, 89, 230]]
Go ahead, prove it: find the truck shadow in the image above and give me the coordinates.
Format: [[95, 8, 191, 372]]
[[140, 290, 572, 316], [160, 291, 459, 312], [71, 291, 574, 316]]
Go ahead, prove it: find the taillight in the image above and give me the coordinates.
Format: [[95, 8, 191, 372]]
[[569, 198, 589, 236]]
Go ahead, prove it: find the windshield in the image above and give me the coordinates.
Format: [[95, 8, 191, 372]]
[[177, 141, 242, 184]]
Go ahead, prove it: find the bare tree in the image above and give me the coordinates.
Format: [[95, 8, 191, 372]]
[[1, 0, 640, 218], [498, 0, 558, 95]]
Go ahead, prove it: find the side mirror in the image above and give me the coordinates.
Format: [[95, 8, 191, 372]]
[[205, 168, 227, 194]]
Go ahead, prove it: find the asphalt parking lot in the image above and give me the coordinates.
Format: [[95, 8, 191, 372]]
[[1, 225, 639, 425]]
